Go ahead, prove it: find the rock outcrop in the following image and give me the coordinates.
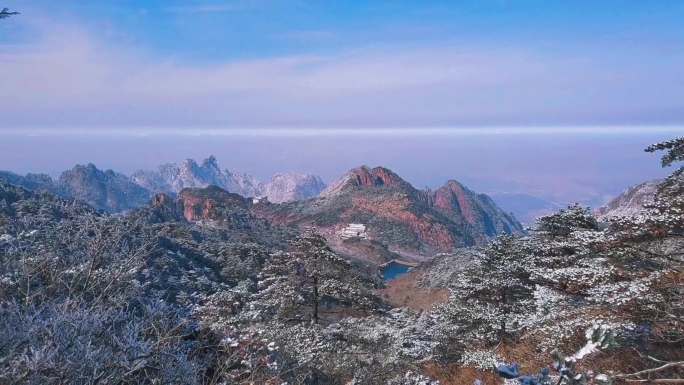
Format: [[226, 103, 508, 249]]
[[177, 185, 250, 222]]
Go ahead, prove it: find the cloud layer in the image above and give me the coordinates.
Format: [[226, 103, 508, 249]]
[[1, 18, 683, 129]]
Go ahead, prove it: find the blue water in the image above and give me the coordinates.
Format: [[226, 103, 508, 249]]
[[382, 262, 411, 281]]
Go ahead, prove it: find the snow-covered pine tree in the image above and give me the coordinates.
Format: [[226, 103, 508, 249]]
[[254, 228, 380, 324], [443, 235, 535, 344], [645, 136, 684, 167]]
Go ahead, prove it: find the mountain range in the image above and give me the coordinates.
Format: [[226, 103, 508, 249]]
[[0, 156, 325, 212], [5, 155, 656, 262], [0, 160, 523, 263], [0, 166, 150, 212]]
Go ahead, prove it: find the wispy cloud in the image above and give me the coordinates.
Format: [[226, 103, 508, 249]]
[[0, 17, 683, 129]]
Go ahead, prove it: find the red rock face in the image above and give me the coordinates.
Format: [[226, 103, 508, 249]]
[[349, 195, 458, 251], [178, 186, 248, 222], [347, 166, 412, 190], [433, 180, 478, 225]]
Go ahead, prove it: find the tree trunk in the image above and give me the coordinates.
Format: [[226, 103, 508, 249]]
[[313, 275, 319, 324], [499, 288, 507, 341]]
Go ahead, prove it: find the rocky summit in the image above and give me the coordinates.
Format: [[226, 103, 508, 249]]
[[254, 165, 523, 262]]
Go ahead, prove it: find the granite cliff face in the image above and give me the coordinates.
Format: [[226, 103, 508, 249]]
[[132, 156, 325, 203], [596, 180, 661, 220], [255, 166, 523, 260], [58, 164, 152, 213]]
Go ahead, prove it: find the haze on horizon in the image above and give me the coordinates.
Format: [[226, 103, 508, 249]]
[[0, 1, 683, 208]]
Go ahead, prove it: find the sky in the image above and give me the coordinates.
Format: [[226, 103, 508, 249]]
[[1, 0, 683, 128], [0, 1, 683, 206]]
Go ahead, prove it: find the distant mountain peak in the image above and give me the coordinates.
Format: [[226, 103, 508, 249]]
[[58, 163, 150, 212], [596, 179, 661, 220], [321, 165, 412, 197]]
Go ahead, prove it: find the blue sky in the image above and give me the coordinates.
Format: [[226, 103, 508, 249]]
[[5, 1, 683, 62], [0, 1, 683, 128]]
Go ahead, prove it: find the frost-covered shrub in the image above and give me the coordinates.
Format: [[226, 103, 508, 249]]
[[0, 299, 202, 385]]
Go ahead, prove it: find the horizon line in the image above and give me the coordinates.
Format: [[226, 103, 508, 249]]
[[2, 125, 683, 138]]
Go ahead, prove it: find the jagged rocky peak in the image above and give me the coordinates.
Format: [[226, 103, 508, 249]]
[[595, 179, 662, 220], [321, 165, 413, 197], [264, 173, 326, 203], [175, 156, 227, 190], [58, 163, 151, 213], [132, 155, 255, 196], [132, 156, 326, 203], [432, 180, 523, 236]]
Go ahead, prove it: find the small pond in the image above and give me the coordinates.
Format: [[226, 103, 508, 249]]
[[382, 261, 412, 281]]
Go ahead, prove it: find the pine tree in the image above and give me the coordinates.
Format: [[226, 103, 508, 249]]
[[645, 137, 684, 167], [443, 235, 535, 343], [255, 229, 380, 324]]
